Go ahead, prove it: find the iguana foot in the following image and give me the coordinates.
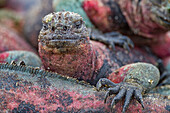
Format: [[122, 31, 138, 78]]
[[90, 29, 134, 52], [96, 78, 144, 113]]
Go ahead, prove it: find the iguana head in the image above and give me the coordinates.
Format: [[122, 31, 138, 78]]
[[38, 11, 89, 53], [38, 11, 94, 79], [149, 0, 170, 29]]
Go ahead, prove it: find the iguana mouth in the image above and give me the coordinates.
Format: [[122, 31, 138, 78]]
[[38, 11, 89, 49], [42, 38, 86, 49]]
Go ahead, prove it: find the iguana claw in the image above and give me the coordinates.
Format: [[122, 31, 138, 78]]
[[96, 78, 117, 91], [97, 78, 144, 113]]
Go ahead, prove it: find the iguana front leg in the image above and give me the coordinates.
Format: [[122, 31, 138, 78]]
[[96, 63, 160, 113], [90, 29, 134, 52]]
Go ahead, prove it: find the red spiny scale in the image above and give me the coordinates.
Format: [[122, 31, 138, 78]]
[[0, 25, 35, 53], [0, 63, 169, 112]]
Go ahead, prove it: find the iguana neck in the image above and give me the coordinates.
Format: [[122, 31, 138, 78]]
[[39, 38, 96, 81]]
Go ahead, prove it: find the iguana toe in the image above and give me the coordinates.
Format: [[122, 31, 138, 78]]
[[97, 78, 145, 113]]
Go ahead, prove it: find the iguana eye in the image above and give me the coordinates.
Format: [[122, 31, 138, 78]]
[[63, 26, 68, 31], [43, 24, 48, 30], [52, 26, 55, 31], [74, 20, 82, 29], [76, 24, 81, 29]]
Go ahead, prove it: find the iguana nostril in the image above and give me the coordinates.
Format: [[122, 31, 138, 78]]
[[76, 24, 81, 29], [74, 21, 82, 29], [63, 26, 67, 31], [52, 26, 55, 31]]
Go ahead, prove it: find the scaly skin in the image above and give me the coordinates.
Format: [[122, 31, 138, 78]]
[[0, 51, 42, 67], [83, 0, 170, 58], [38, 11, 163, 112], [0, 63, 169, 112]]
